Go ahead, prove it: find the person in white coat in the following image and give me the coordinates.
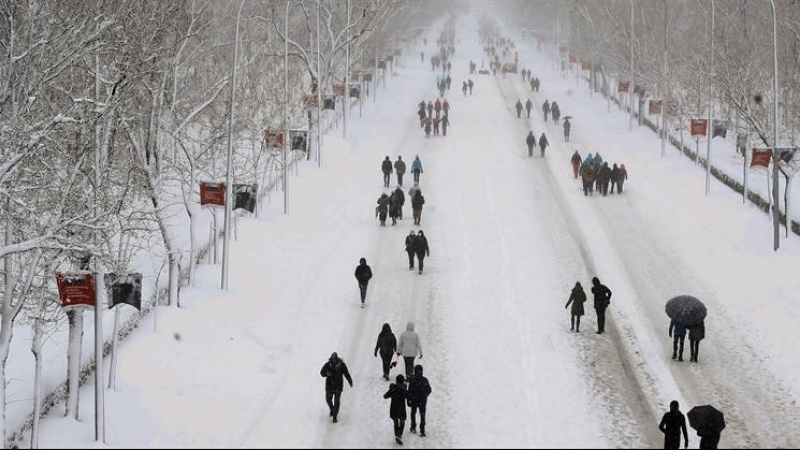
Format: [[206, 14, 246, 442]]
[[397, 321, 423, 378]]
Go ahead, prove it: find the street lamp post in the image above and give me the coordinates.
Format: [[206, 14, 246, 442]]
[[662, 0, 668, 158], [705, 0, 715, 195], [770, 0, 780, 251], [222, 0, 247, 290], [284, 0, 291, 215], [317, 0, 322, 167], [629, 0, 634, 131]]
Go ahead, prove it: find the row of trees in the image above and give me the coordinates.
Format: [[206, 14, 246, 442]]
[[0, 0, 429, 445]]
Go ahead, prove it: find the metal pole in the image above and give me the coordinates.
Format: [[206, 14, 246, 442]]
[[94, 272, 105, 443], [770, 0, 780, 251], [343, 0, 350, 138], [662, 0, 668, 158], [317, 0, 322, 167], [223, 0, 245, 289], [705, 0, 714, 195], [629, 0, 634, 131], [284, 0, 290, 215]]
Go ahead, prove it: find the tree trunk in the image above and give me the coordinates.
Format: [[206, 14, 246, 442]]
[[65, 309, 84, 420], [0, 313, 14, 447], [31, 309, 44, 449]]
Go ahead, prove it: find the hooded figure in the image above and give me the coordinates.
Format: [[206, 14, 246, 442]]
[[413, 230, 430, 273], [405, 230, 418, 270], [591, 277, 612, 334], [542, 100, 551, 122], [393, 186, 405, 219], [411, 156, 424, 183], [354, 258, 373, 307], [412, 189, 425, 226], [394, 156, 407, 187], [320, 352, 353, 423], [563, 118, 571, 142], [565, 281, 587, 332], [376, 193, 390, 226], [659, 400, 689, 450], [526, 131, 536, 157], [538, 133, 549, 157], [610, 164, 621, 194], [515, 99, 523, 118], [571, 151, 582, 179], [383, 374, 408, 445], [381, 156, 393, 188], [408, 365, 432, 436], [551, 101, 561, 124], [525, 98, 533, 118], [375, 323, 397, 380], [688, 321, 705, 363], [397, 322, 423, 378], [389, 191, 400, 225]]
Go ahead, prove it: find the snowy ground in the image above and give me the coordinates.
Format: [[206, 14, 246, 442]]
[[24, 16, 800, 449]]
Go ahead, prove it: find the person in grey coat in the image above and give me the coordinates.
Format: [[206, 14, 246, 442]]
[[394, 156, 407, 187], [565, 281, 587, 333], [397, 321, 423, 378]]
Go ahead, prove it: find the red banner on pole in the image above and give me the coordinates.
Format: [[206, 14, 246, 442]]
[[649, 100, 663, 115], [56, 272, 96, 308], [263, 131, 284, 148], [751, 148, 773, 168], [303, 95, 319, 109], [333, 84, 346, 97], [690, 119, 708, 137], [200, 181, 226, 206], [568, 55, 577, 63], [581, 62, 591, 70], [618, 81, 630, 93]]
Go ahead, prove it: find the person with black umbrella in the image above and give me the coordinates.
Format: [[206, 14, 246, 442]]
[[659, 400, 689, 449], [688, 405, 725, 449]]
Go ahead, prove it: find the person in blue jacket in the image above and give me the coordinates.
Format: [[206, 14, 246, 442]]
[[411, 156, 424, 183], [669, 320, 687, 362]]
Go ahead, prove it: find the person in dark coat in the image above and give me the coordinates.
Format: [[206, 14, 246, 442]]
[[697, 423, 721, 449], [412, 189, 425, 226], [414, 230, 430, 274], [538, 133, 549, 157], [591, 277, 612, 334], [427, 101, 433, 118], [571, 151, 582, 179], [551, 101, 561, 124], [418, 108, 427, 127], [618, 164, 628, 193], [688, 320, 705, 363], [598, 162, 612, 196], [434, 99, 442, 118], [669, 320, 687, 362], [446, 75, 452, 90], [565, 281, 587, 332], [462, 81, 468, 98], [389, 191, 400, 226], [530, 77, 536, 92], [659, 400, 689, 449], [441, 115, 450, 136], [515, 99, 523, 118], [377, 193, 390, 226], [525, 98, 533, 118], [563, 118, 571, 142], [320, 352, 353, 423], [383, 375, 408, 445], [354, 258, 373, 307], [610, 164, 621, 194], [542, 99, 550, 122], [405, 230, 417, 270], [408, 364, 432, 437], [393, 186, 405, 219], [375, 323, 397, 381], [534, 77, 540, 92], [526, 131, 536, 157], [467, 79, 474, 94], [394, 156, 406, 187], [424, 119, 432, 138], [382, 156, 393, 188]]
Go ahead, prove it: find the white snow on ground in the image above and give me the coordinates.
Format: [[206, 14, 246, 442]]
[[23, 15, 800, 450]]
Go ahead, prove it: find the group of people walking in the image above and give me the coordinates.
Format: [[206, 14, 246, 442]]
[[572, 151, 629, 197], [378, 156, 424, 226], [525, 130, 549, 157], [418, 99, 451, 138], [565, 277, 612, 334]]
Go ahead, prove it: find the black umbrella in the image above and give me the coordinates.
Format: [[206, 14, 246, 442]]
[[688, 405, 726, 433], [665, 295, 707, 326]]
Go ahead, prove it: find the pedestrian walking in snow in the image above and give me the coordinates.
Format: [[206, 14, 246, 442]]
[[534, 77, 540, 92], [418, 108, 427, 127], [434, 99, 442, 118], [427, 101, 433, 118], [383, 375, 409, 445], [375, 323, 397, 381], [659, 400, 689, 450], [443, 99, 450, 117], [669, 320, 687, 362], [420, 51, 424, 64], [382, 156, 393, 188], [408, 182, 421, 203], [376, 193, 390, 226], [394, 186, 405, 220], [412, 190, 425, 226], [591, 277, 612, 334], [618, 164, 628, 193], [411, 156, 424, 183], [563, 118, 571, 142], [446, 75, 452, 90], [526, 131, 536, 157], [389, 191, 401, 225], [542, 100, 550, 122], [405, 230, 418, 270], [551, 101, 561, 124], [610, 164, 620, 194], [565, 281, 587, 333], [424, 120, 432, 138], [598, 162, 612, 196], [462, 81, 468, 98], [441, 115, 450, 136], [688, 321, 705, 363], [432, 117, 440, 136], [538, 132, 549, 157], [354, 258, 373, 307], [408, 365, 432, 437], [530, 77, 536, 92], [320, 352, 353, 423], [394, 156, 406, 187], [397, 322, 423, 378], [525, 98, 533, 118], [468, 79, 474, 95], [515, 99, 523, 118], [413, 230, 430, 274], [571, 151, 582, 179]]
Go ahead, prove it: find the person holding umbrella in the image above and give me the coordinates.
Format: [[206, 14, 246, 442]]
[[688, 405, 725, 449], [665, 295, 707, 362], [659, 400, 689, 449]]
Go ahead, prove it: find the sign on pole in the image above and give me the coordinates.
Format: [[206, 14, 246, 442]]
[[618, 81, 630, 93], [303, 95, 319, 109], [323, 95, 336, 110], [712, 120, 728, 139], [690, 119, 708, 137], [233, 184, 258, 213], [377, 59, 387, 70], [751, 148, 772, 168], [649, 100, 663, 115], [263, 131, 284, 148], [200, 181, 226, 207], [348, 84, 361, 99], [106, 273, 143, 310], [333, 84, 346, 97], [581, 61, 591, 71], [289, 130, 308, 153], [56, 272, 97, 308]]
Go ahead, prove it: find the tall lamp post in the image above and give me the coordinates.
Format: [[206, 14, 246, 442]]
[[661, 0, 668, 158], [770, 0, 780, 251], [222, 0, 247, 290], [629, 0, 634, 131], [316, 0, 322, 167], [705, 0, 715, 195]]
